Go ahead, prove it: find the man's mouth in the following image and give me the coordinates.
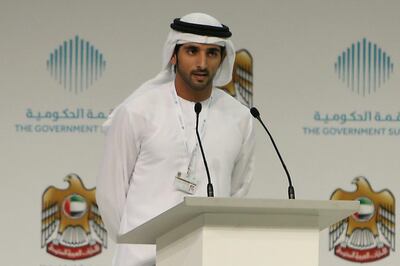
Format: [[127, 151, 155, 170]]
[[193, 71, 208, 76], [192, 71, 209, 81]]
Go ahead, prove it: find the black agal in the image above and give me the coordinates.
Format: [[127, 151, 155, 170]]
[[170, 18, 232, 38]]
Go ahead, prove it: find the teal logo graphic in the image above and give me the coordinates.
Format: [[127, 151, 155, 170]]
[[334, 38, 394, 96], [47, 35, 106, 94]]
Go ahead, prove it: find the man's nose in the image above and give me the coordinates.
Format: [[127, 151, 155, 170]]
[[196, 52, 207, 69]]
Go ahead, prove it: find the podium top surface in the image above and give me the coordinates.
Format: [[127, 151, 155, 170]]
[[118, 197, 359, 244]]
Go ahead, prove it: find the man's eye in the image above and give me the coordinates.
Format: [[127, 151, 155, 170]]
[[208, 51, 219, 57], [187, 48, 197, 55]]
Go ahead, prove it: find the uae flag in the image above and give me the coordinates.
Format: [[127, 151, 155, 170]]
[[353, 197, 375, 221], [63, 194, 87, 218]]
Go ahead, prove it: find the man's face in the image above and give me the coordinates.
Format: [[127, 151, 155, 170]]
[[171, 42, 224, 92]]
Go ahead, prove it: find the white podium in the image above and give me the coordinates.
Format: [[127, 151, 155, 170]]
[[118, 197, 359, 266]]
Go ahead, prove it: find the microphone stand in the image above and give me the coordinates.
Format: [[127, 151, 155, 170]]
[[194, 102, 214, 197], [250, 107, 295, 199]]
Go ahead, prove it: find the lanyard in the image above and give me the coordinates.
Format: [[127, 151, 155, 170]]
[[170, 85, 213, 175]]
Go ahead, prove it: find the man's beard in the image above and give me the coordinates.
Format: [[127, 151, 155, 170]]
[[176, 64, 214, 91]]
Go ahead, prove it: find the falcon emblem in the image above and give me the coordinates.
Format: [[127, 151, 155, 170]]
[[219, 49, 253, 107], [41, 173, 107, 260], [329, 176, 395, 262]]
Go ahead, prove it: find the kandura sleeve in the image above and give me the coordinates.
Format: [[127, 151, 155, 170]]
[[230, 115, 256, 197], [96, 106, 143, 241]]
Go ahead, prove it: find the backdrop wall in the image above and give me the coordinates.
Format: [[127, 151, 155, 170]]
[[1, 1, 398, 266]]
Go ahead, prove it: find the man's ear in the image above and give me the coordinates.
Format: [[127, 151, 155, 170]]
[[219, 50, 226, 66], [170, 54, 177, 65]]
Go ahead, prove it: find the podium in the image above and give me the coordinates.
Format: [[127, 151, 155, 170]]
[[118, 197, 359, 266]]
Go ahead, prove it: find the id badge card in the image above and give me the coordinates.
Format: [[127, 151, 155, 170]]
[[174, 171, 198, 194]]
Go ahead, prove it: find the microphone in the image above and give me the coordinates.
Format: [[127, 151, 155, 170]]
[[250, 107, 295, 199], [194, 102, 214, 197]]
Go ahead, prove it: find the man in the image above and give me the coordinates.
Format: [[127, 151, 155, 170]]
[[97, 12, 255, 266]]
